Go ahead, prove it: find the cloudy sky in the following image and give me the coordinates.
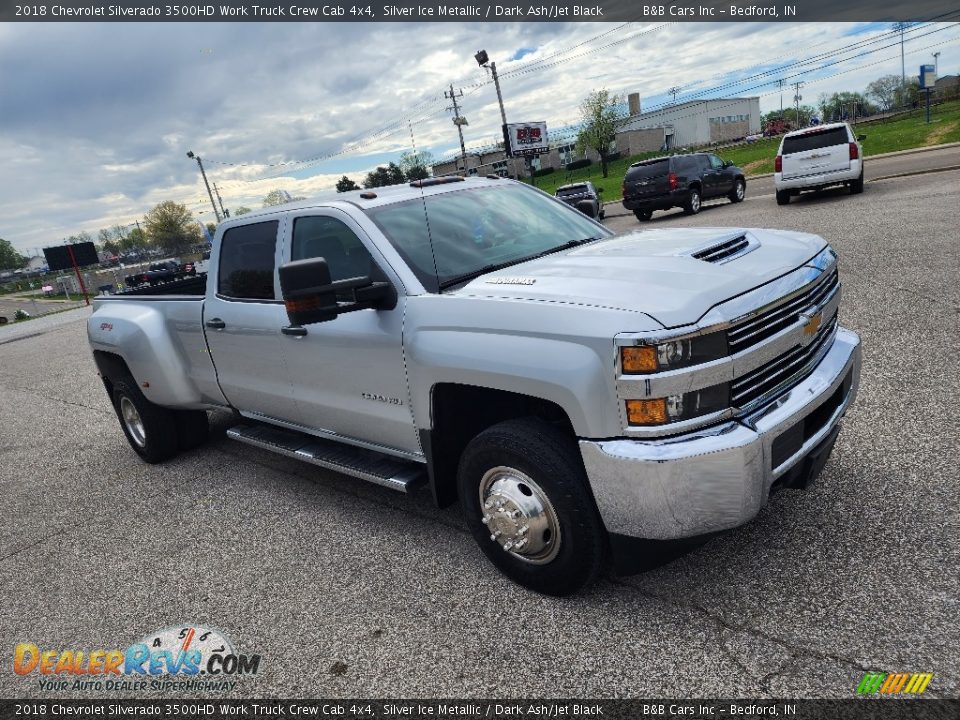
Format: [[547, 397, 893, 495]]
[[1, 19, 958, 255]]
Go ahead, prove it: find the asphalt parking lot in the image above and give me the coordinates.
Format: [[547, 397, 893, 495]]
[[1, 167, 958, 700]]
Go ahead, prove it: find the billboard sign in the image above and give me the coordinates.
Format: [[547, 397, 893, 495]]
[[504, 121, 549, 157], [43, 242, 99, 272], [919, 64, 936, 89]]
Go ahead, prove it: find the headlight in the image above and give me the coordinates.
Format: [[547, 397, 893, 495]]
[[621, 331, 728, 374], [626, 384, 729, 426]]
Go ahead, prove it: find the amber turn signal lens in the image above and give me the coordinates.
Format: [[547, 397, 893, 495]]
[[622, 346, 658, 373], [626, 399, 668, 426]]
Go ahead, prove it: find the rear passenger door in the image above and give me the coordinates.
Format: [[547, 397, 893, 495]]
[[204, 218, 303, 424], [278, 209, 420, 457]]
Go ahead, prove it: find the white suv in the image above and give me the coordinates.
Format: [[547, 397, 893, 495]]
[[774, 122, 864, 205]]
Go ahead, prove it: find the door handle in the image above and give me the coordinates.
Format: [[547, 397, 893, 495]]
[[281, 325, 308, 337], [205, 318, 226, 330]]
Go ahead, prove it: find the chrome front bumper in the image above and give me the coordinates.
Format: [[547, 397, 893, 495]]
[[580, 327, 861, 540]]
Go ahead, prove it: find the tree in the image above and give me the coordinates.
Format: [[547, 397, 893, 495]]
[[121, 227, 148, 254], [866, 75, 903, 111], [262, 189, 305, 207], [575, 89, 626, 178], [399, 150, 434, 181], [336, 176, 361, 193], [143, 201, 200, 256], [0, 238, 27, 271], [363, 162, 406, 189], [233, 206, 252, 216]]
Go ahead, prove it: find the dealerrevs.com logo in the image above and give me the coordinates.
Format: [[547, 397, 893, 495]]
[[13, 625, 261, 692]]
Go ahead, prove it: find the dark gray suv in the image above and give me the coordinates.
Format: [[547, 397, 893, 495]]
[[555, 181, 605, 220], [621, 153, 746, 221]]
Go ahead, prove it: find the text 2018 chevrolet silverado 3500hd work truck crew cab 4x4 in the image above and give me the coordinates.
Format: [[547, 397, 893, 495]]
[[88, 177, 861, 595]]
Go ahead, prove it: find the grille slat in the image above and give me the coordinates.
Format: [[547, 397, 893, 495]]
[[728, 269, 838, 352], [732, 316, 838, 408]]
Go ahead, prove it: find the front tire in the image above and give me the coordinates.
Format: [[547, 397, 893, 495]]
[[112, 376, 179, 463], [458, 418, 607, 596], [776, 189, 791, 205], [634, 210, 652, 222], [683, 188, 702, 215], [729, 178, 746, 203]]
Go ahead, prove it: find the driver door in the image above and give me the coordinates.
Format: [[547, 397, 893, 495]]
[[278, 209, 420, 457]]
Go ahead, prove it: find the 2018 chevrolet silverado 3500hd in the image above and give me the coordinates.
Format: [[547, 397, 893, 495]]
[[88, 177, 861, 595]]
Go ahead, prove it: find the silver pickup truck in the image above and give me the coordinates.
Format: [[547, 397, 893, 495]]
[[88, 177, 861, 595]]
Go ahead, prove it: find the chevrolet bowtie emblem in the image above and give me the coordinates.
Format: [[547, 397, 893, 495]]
[[801, 311, 822, 336]]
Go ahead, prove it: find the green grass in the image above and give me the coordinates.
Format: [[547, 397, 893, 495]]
[[528, 100, 960, 201]]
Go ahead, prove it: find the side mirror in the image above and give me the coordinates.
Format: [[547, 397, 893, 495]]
[[723, 159, 733, 168], [279, 256, 396, 327], [596, 187, 604, 194], [857, 134, 866, 141], [575, 199, 598, 218]]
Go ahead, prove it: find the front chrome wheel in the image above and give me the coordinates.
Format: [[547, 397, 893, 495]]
[[735, 181, 745, 201], [120, 396, 146, 448], [478, 466, 561, 565]]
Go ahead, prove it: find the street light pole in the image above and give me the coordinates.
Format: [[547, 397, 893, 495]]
[[186, 151, 221, 223], [932, 51, 940, 75]]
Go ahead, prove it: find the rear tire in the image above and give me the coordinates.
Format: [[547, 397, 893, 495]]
[[175, 410, 210, 451], [634, 210, 652, 222], [776, 189, 791, 205], [683, 188, 702, 215], [850, 171, 864, 194], [458, 418, 607, 596], [729, 178, 746, 203], [112, 376, 179, 463]]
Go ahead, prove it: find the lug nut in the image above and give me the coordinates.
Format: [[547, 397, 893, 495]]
[[514, 538, 528, 550], [517, 525, 529, 535], [503, 540, 514, 551], [481, 515, 490, 525], [484, 500, 493, 509], [511, 510, 522, 519], [490, 530, 502, 541]]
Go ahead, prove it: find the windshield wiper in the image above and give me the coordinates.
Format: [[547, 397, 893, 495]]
[[437, 237, 602, 291]]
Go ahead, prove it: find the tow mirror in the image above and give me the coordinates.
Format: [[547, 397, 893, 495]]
[[279, 256, 396, 327], [723, 159, 733, 168], [596, 187, 604, 193], [857, 134, 866, 141]]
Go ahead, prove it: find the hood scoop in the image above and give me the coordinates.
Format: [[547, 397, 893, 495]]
[[688, 231, 758, 264]]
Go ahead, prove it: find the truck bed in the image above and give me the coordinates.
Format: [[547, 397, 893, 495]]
[[113, 274, 207, 297]]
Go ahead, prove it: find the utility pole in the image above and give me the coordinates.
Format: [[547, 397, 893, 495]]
[[445, 84, 469, 172], [793, 81, 804, 126], [778, 78, 785, 117], [894, 22, 908, 107], [186, 150, 221, 223], [213, 183, 228, 219], [668, 86, 681, 104]]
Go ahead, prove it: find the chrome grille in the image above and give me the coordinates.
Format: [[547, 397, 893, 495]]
[[727, 269, 839, 354], [691, 234, 750, 263], [732, 315, 838, 409]]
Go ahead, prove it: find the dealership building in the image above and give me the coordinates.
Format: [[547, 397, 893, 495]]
[[431, 94, 762, 178]]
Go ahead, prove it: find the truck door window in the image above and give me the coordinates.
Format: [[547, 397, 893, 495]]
[[709, 155, 724, 170], [217, 220, 279, 300], [291, 216, 375, 282]]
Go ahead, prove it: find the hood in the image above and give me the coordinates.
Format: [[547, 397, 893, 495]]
[[452, 227, 827, 328]]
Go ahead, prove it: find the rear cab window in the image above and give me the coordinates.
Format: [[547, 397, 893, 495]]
[[556, 185, 588, 197], [782, 127, 850, 155]]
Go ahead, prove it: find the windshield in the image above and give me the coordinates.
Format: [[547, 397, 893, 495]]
[[366, 184, 612, 292]]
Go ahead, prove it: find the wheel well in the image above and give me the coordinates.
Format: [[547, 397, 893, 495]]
[[689, 181, 702, 192], [422, 384, 575, 508], [92, 350, 132, 397]]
